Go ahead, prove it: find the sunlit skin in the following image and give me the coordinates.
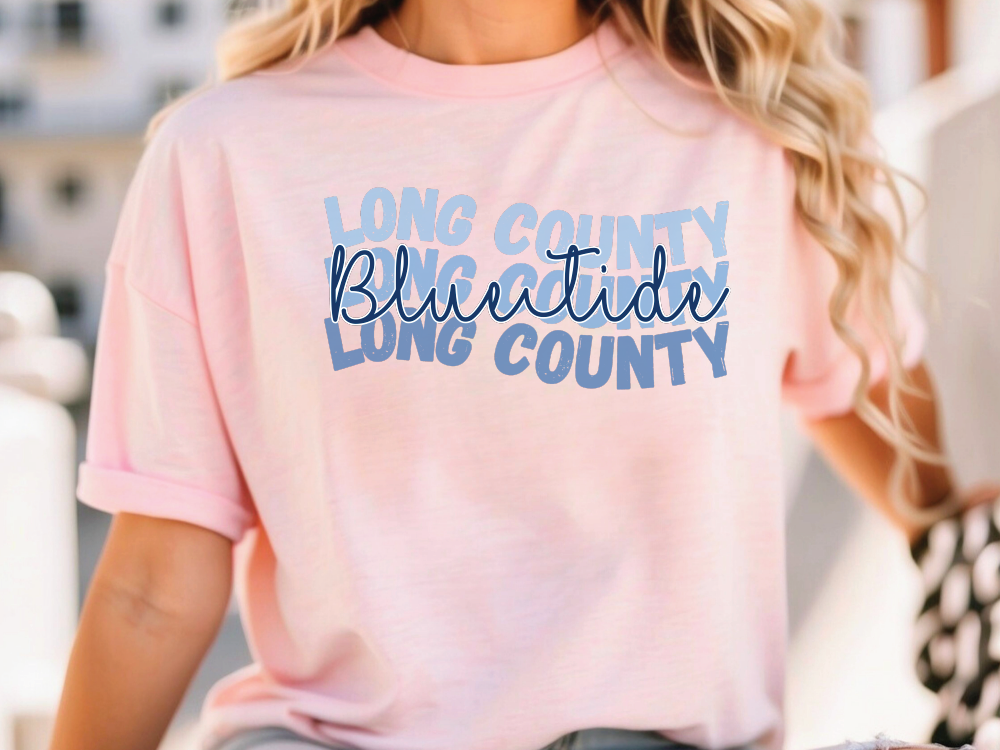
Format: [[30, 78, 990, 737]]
[[47, 2, 1000, 749], [373, 0, 594, 65], [803, 360, 1000, 544]]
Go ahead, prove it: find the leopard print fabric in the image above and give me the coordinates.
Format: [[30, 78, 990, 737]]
[[911, 499, 1000, 749]]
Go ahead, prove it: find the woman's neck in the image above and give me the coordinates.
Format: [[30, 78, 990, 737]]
[[372, 0, 594, 65]]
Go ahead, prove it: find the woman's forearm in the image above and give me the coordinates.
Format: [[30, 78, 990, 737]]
[[801, 360, 957, 543], [49, 514, 234, 750]]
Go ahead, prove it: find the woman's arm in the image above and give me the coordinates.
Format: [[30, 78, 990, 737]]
[[49, 513, 234, 750], [801, 359, 1000, 544]]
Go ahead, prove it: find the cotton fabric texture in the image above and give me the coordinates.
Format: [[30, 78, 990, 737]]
[[76, 18, 927, 750]]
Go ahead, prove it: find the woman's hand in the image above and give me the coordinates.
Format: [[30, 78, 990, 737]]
[[48, 512, 234, 750]]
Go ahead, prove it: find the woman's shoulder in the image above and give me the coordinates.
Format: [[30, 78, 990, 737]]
[[145, 45, 353, 154], [619, 42, 789, 160]]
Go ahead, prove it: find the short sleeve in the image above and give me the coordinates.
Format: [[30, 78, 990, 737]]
[[779, 157, 928, 421], [76, 118, 256, 543]]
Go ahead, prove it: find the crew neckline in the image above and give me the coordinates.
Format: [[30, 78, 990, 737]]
[[334, 19, 635, 99]]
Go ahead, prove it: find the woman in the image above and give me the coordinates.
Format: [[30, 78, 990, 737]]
[[49, 1, 999, 750]]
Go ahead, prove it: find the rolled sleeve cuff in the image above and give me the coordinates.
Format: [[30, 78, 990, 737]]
[[76, 461, 255, 542], [784, 311, 928, 422]]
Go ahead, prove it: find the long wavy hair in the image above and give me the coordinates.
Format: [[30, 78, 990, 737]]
[[152, 0, 958, 527]]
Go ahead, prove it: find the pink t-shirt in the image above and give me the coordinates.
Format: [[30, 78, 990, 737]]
[[76, 19, 926, 750]]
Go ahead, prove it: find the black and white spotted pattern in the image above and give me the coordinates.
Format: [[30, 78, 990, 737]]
[[912, 499, 1000, 749]]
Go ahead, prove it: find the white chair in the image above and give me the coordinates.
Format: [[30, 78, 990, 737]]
[[0, 272, 88, 750]]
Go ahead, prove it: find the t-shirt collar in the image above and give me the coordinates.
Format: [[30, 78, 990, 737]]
[[334, 19, 635, 98]]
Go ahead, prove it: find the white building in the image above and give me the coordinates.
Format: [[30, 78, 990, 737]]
[[2, 0, 999, 345], [2, 0, 998, 345], [0, 0, 236, 341]]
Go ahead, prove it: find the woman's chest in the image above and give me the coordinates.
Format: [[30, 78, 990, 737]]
[[210, 115, 793, 427]]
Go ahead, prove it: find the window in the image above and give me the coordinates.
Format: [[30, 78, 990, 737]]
[[841, 10, 864, 71], [48, 279, 81, 318], [54, 1, 85, 47], [27, 1, 89, 50], [52, 172, 86, 208], [152, 77, 191, 107], [0, 176, 7, 246], [0, 90, 28, 123], [156, 0, 186, 28]]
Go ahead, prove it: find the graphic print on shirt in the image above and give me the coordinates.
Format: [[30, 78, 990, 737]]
[[322, 187, 731, 390]]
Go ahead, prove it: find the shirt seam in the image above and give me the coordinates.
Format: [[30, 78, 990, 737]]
[[106, 259, 200, 328]]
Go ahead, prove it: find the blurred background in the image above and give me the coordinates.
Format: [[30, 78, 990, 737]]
[[0, 1, 998, 749]]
